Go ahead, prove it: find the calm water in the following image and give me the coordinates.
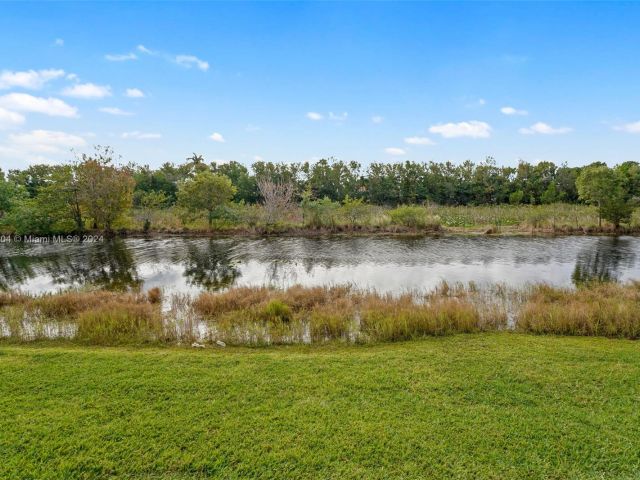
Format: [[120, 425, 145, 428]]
[[1, 235, 639, 294]]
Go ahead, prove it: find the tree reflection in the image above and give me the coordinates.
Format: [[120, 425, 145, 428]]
[[182, 239, 240, 290], [572, 237, 636, 286], [0, 239, 141, 291], [47, 239, 141, 291]]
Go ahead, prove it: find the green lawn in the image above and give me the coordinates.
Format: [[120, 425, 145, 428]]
[[1, 334, 639, 479]]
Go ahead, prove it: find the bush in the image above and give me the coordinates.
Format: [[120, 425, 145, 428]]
[[388, 205, 440, 230], [340, 196, 372, 227], [302, 196, 341, 228]]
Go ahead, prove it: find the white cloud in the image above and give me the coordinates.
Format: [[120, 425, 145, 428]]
[[175, 55, 209, 71], [121, 131, 161, 140], [404, 136, 435, 146], [519, 122, 572, 135], [210, 132, 225, 143], [99, 107, 133, 116], [501, 106, 528, 116], [371, 115, 384, 124], [385, 147, 406, 156], [329, 111, 348, 122], [0, 93, 78, 117], [613, 121, 640, 134], [125, 88, 145, 98], [429, 120, 492, 139], [137, 44, 154, 55], [306, 112, 323, 121], [105, 52, 137, 62], [0, 69, 65, 90], [62, 83, 112, 99], [0, 107, 25, 129], [8, 129, 86, 153], [54, 38, 64, 47], [132, 45, 209, 72], [253, 155, 264, 161]]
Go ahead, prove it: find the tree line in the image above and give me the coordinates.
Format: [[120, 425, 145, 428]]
[[1, 147, 639, 234]]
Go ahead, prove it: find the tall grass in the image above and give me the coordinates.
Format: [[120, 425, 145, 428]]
[[3, 282, 640, 345], [516, 282, 640, 338]]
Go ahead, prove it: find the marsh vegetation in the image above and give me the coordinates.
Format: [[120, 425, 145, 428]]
[[2, 281, 640, 345]]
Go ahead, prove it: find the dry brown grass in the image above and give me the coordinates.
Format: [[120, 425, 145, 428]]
[[4, 282, 640, 345], [146, 287, 162, 304], [517, 282, 640, 338], [76, 302, 163, 345]]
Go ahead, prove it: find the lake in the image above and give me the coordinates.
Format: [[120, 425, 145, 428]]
[[1, 235, 639, 294]]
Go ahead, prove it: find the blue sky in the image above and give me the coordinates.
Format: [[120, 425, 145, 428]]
[[1, 2, 639, 170]]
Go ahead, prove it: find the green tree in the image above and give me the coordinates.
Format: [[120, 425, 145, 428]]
[[177, 171, 236, 228], [0, 171, 25, 221], [213, 161, 259, 203], [76, 147, 135, 232], [135, 190, 168, 232], [576, 165, 632, 228]]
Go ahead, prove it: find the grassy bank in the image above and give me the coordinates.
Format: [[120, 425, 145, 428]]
[[111, 203, 640, 236], [1, 334, 639, 479], [2, 282, 640, 345]]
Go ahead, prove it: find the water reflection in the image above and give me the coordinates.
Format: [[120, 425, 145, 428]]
[[0, 239, 140, 291], [2, 235, 640, 294], [183, 239, 240, 290], [572, 237, 637, 285]]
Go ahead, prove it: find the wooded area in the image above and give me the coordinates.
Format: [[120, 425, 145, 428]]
[[1, 147, 638, 234]]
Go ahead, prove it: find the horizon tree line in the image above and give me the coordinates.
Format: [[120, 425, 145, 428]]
[[1, 146, 639, 234]]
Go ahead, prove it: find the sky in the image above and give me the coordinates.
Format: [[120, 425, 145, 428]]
[[0, 1, 639, 171]]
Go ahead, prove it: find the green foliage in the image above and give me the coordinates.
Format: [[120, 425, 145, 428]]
[[577, 165, 633, 227], [341, 195, 371, 226], [388, 205, 440, 229], [540, 182, 558, 204], [76, 147, 135, 231], [509, 190, 524, 205], [177, 171, 237, 228], [135, 190, 168, 232], [301, 192, 341, 228], [213, 161, 259, 203], [0, 173, 27, 228], [262, 299, 292, 322], [3, 149, 640, 235]]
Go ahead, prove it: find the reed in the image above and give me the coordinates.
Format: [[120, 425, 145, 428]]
[[75, 302, 163, 345], [516, 282, 640, 338], [3, 281, 640, 345]]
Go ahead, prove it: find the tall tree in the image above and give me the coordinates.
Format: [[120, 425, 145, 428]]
[[576, 165, 632, 228], [76, 147, 135, 232]]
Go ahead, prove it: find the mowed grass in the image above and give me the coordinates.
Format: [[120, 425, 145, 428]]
[[1, 334, 640, 479]]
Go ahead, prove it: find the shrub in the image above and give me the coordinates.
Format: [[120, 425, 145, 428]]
[[388, 205, 440, 230], [302, 196, 341, 228], [341, 196, 372, 227]]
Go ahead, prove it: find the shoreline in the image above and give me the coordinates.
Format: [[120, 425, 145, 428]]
[[4, 224, 640, 242]]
